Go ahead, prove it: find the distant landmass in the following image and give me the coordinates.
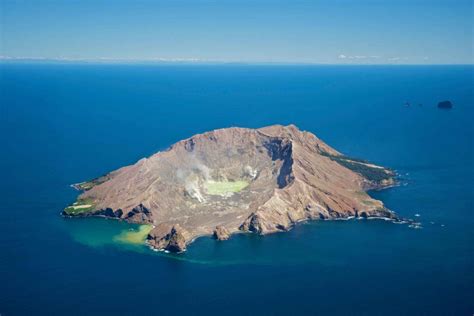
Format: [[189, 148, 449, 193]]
[[63, 125, 398, 252]]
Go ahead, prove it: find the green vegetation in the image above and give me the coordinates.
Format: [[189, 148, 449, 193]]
[[362, 199, 377, 206], [336, 159, 392, 182], [320, 151, 369, 164], [74, 182, 95, 191], [63, 198, 96, 215], [74, 174, 111, 191], [320, 151, 394, 182], [114, 225, 153, 244], [205, 180, 249, 195]]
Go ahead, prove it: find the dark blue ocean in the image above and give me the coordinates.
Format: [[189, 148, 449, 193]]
[[0, 64, 472, 315]]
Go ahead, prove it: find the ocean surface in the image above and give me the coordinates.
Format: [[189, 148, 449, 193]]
[[0, 64, 472, 315]]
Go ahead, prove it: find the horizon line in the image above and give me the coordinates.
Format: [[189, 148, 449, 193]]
[[0, 56, 472, 66]]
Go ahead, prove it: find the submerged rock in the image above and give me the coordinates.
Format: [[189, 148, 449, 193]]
[[64, 124, 398, 252], [437, 100, 453, 109]]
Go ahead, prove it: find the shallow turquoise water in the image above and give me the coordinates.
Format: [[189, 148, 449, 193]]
[[0, 64, 472, 315]]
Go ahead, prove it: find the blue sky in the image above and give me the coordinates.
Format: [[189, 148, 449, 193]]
[[1, 0, 472, 64]]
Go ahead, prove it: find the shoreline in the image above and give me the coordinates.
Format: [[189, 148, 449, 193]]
[[63, 173, 403, 253]]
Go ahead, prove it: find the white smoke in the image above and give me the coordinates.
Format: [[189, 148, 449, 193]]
[[244, 165, 258, 179], [175, 153, 212, 203], [184, 178, 205, 203], [192, 161, 211, 181]]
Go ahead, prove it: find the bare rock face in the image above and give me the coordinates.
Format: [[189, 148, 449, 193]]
[[147, 224, 189, 252], [124, 203, 153, 223], [213, 225, 230, 240], [64, 124, 397, 252]]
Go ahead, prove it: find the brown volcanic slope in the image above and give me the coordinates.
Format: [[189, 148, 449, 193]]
[[64, 125, 397, 252]]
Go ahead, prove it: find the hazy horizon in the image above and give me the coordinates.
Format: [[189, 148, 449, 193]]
[[1, 0, 472, 65], [1, 57, 473, 66]]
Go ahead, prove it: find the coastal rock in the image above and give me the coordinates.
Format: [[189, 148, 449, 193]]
[[65, 124, 398, 252], [147, 224, 189, 252], [213, 225, 230, 240], [124, 204, 153, 223]]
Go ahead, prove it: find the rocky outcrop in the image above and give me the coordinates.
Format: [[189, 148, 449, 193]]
[[65, 124, 398, 252], [213, 225, 230, 240], [147, 224, 189, 252], [124, 204, 153, 223]]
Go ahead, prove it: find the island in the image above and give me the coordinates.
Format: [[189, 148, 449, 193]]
[[63, 125, 398, 252]]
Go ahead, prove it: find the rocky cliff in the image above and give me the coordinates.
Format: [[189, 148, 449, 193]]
[[63, 125, 397, 252]]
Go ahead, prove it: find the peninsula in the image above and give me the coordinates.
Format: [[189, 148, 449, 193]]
[[63, 125, 397, 252]]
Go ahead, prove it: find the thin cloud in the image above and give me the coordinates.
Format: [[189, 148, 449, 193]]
[[337, 54, 382, 59]]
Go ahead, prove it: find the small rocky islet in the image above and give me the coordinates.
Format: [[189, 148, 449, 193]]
[[63, 125, 399, 253], [437, 100, 453, 109]]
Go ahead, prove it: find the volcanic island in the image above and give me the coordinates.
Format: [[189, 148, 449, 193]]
[[63, 125, 398, 252]]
